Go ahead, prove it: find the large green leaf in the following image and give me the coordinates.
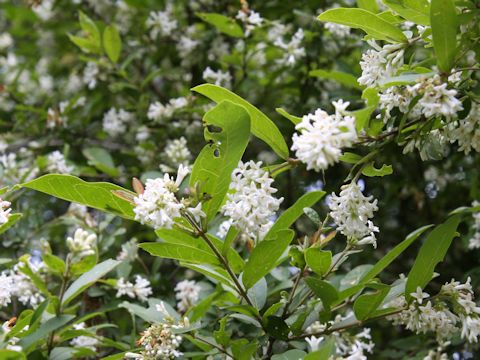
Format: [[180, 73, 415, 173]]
[[62, 259, 120, 305], [21, 174, 135, 219], [382, 0, 430, 25], [431, 0, 458, 72], [242, 230, 294, 289], [18, 315, 75, 349], [191, 84, 289, 159], [318, 8, 407, 43], [405, 216, 461, 300], [196, 13, 243, 37], [189, 100, 250, 221], [139, 242, 221, 267], [267, 191, 325, 236]]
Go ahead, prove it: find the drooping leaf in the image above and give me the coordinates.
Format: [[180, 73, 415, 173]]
[[318, 8, 407, 43], [431, 0, 458, 72], [189, 100, 250, 221], [192, 84, 289, 159]]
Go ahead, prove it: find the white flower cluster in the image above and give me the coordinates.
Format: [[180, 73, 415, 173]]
[[117, 238, 138, 262], [102, 107, 134, 137], [468, 201, 480, 249], [70, 323, 99, 351], [388, 279, 480, 344], [274, 28, 306, 66], [222, 161, 283, 241], [160, 137, 191, 173], [291, 100, 357, 172], [0, 273, 13, 307], [325, 22, 350, 39], [46, 151, 74, 174], [83, 61, 100, 90], [1, 320, 26, 352], [66, 228, 97, 258], [0, 198, 12, 225], [116, 275, 152, 302], [328, 182, 379, 247], [1, 261, 45, 308], [174, 280, 200, 312], [447, 102, 480, 154], [202, 67, 232, 88], [147, 97, 188, 122], [146, 8, 178, 39], [236, 9, 263, 36], [358, 41, 405, 88], [133, 165, 203, 230]]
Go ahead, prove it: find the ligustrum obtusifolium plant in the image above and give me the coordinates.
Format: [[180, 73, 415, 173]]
[[0, 0, 480, 359]]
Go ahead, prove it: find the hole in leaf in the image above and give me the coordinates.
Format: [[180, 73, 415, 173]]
[[207, 124, 223, 133], [213, 148, 220, 157]]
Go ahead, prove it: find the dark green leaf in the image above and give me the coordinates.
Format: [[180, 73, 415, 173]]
[[431, 0, 458, 72]]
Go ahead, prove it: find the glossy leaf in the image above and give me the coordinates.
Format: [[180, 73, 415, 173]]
[[431, 0, 458, 72]]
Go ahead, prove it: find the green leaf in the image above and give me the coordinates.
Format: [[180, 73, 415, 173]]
[[68, 34, 101, 54], [0, 213, 22, 235], [305, 248, 332, 276], [267, 191, 325, 236], [275, 108, 302, 125], [0, 350, 26, 360], [357, 0, 380, 12], [382, 0, 430, 25], [431, 0, 458, 72], [304, 338, 336, 359], [103, 24, 122, 63], [79, 11, 101, 46], [339, 152, 363, 164], [318, 8, 407, 43], [265, 316, 289, 341], [21, 174, 135, 219], [70, 254, 98, 275], [19, 315, 75, 349], [190, 100, 250, 221], [305, 277, 339, 310], [271, 350, 307, 360], [309, 69, 363, 90], [405, 215, 461, 300], [62, 259, 120, 305], [42, 254, 66, 274], [191, 84, 289, 159], [242, 230, 294, 289], [196, 13, 243, 37], [361, 163, 393, 177], [83, 147, 119, 177], [139, 243, 221, 267], [353, 285, 390, 320]]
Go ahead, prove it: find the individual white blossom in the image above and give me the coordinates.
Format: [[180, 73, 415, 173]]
[[0, 198, 12, 225], [174, 279, 201, 312], [102, 108, 134, 137], [291, 100, 357, 171], [46, 151, 74, 174], [222, 161, 283, 241], [468, 201, 480, 249], [66, 228, 97, 257], [236, 9, 263, 36], [274, 28, 306, 66], [133, 166, 190, 230], [0, 273, 14, 307], [70, 323, 99, 351], [146, 9, 178, 39], [116, 275, 152, 302], [358, 41, 405, 88], [147, 97, 188, 122], [328, 182, 379, 247], [306, 335, 323, 352], [176, 26, 199, 59], [202, 67, 232, 88]]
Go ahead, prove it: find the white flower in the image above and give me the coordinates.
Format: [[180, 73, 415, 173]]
[[328, 182, 379, 246], [0, 273, 14, 307], [325, 22, 350, 38], [135, 323, 183, 359], [3, 262, 45, 307], [147, 97, 188, 122], [67, 228, 97, 257], [46, 151, 74, 174], [0, 33, 13, 49], [117, 238, 138, 262], [236, 9, 263, 36], [133, 166, 189, 230], [174, 280, 201, 312], [222, 161, 283, 241], [160, 137, 191, 172], [102, 108, 133, 137], [116, 275, 152, 302], [32, 0, 54, 20], [202, 67, 232, 88], [291, 101, 357, 172], [306, 336, 324, 352], [216, 219, 233, 239], [358, 41, 404, 88], [274, 28, 306, 66], [83, 62, 99, 90], [70, 323, 99, 351], [447, 102, 480, 155], [146, 9, 177, 39], [468, 201, 480, 249], [0, 199, 12, 225]]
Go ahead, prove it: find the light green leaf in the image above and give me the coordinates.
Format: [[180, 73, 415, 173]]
[[21, 174, 135, 219], [62, 259, 120, 305], [357, 0, 380, 13], [339, 152, 363, 164], [305, 248, 332, 276], [196, 13, 244, 37], [275, 108, 302, 125], [68, 34, 101, 53], [19, 315, 75, 349], [190, 100, 250, 221], [353, 285, 390, 320], [382, 0, 430, 25], [0, 213, 22, 235], [318, 8, 407, 43], [191, 84, 289, 159], [0, 350, 26, 360], [42, 254, 66, 274], [271, 350, 307, 360], [405, 215, 461, 300], [139, 243, 221, 267], [82, 147, 119, 177], [361, 163, 393, 177], [103, 24, 122, 63], [309, 69, 363, 90], [431, 0, 458, 72], [267, 191, 325, 236], [242, 230, 294, 289]]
